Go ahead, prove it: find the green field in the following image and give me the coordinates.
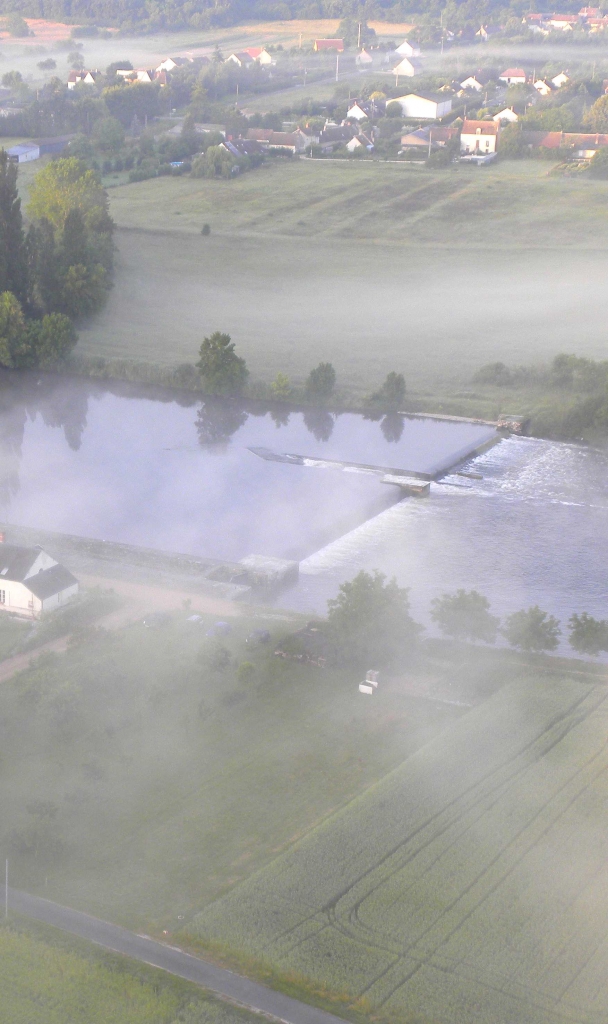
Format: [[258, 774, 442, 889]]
[[0, 917, 265, 1024], [74, 159, 608, 397], [1, 608, 480, 931], [190, 674, 608, 1024]]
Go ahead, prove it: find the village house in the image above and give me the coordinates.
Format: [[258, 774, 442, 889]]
[[546, 13, 580, 29], [116, 68, 156, 83], [499, 67, 527, 85], [476, 24, 501, 40], [242, 47, 273, 64], [400, 125, 458, 153], [460, 70, 494, 91], [552, 71, 570, 87], [67, 69, 101, 89], [588, 16, 608, 29], [390, 93, 452, 119], [395, 39, 421, 57], [221, 138, 264, 158], [521, 129, 608, 156], [0, 542, 78, 618], [313, 38, 344, 51], [460, 119, 499, 154], [346, 132, 374, 152], [245, 128, 307, 153], [317, 125, 355, 151], [224, 51, 255, 67], [393, 55, 423, 77], [156, 56, 192, 72], [493, 107, 519, 123], [356, 49, 373, 67], [533, 79, 553, 96], [346, 98, 385, 120]]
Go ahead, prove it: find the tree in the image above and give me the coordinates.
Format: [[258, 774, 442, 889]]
[[61, 207, 89, 268], [197, 332, 248, 395], [305, 362, 336, 400], [583, 95, 608, 133], [28, 158, 109, 230], [589, 148, 608, 179], [369, 371, 406, 409], [270, 372, 292, 399], [32, 313, 77, 368], [0, 149, 28, 306], [386, 101, 402, 118], [2, 69, 22, 89], [191, 146, 236, 179], [102, 82, 160, 126], [37, 58, 57, 71], [431, 589, 500, 644], [106, 60, 133, 79], [568, 612, 608, 656], [6, 13, 31, 36], [473, 361, 514, 386], [326, 570, 422, 668], [503, 606, 561, 653], [93, 116, 125, 153], [497, 123, 526, 160], [59, 262, 107, 319], [0, 291, 27, 367]]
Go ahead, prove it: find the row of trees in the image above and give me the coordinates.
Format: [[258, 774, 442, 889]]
[[0, 151, 113, 369], [196, 331, 407, 409], [325, 571, 607, 670]]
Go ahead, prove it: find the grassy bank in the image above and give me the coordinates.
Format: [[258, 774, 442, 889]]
[[0, 915, 266, 1024]]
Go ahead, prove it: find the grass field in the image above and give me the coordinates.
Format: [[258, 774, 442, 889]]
[[74, 159, 608, 396], [0, 916, 265, 1024], [1, 607, 486, 931], [189, 674, 608, 1024]]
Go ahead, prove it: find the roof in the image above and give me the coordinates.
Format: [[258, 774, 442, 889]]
[[7, 144, 38, 156], [0, 544, 39, 580], [314, 38, 344, 49], [548, 13, 579, 21], [394, 92, 449, 104], [461, 119, 499, 135], [26, 564, 78, 600], [243, 47, 266, 57], [521, 130, 608, 148], [500, 68, 526, 77]]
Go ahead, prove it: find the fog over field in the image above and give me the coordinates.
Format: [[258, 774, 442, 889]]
[[78, 229, 608, 392]]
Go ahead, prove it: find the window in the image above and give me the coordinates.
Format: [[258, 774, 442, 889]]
[[0, 590, 6, 604]]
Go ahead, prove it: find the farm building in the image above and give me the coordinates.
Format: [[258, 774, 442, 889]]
[[0, 542, 78, 617], [395, 39, 421, 56], [7, 143, 39, 163], [499, 67, 527, 84], [313, 38, 344, 51], [460, 119, 499, 154], [7, 135, 72, 163], [390, 93, 452, 119]]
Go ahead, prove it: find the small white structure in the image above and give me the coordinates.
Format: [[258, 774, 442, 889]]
[[395, 39, 421, 57], [7, 144, 39, 163], [359, 670, 379, 695], [493, 107, 519, 123], [390, 93, 452, 119], [67, 69, 101, 89], [393, 56, 423, 77], [0, 542, 78, 617], [552, 71, 570, 87], [499, 68, 527, 85], [156, 56, 192, 72], [346, 133, 374, 152], [460, 75, 485, 91], [346, 101, 372, 120], [224, 51, 255, 68], [460, 119, 499, 154], [533, 79, 553, 96]]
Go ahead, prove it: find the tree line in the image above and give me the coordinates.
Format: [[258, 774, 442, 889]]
[[0, 152, 113, 369], [323, 571, 607, 670]]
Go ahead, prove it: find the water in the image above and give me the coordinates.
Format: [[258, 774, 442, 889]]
[[0, 375, 605, 650], [0, 374, 493, 563]]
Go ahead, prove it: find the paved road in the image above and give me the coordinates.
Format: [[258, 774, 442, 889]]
[[9, 889, 348, 1024]]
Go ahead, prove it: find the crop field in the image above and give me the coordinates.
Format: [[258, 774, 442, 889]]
[[0, 609, 487, 931], [190, 676, 608, 1024], [0, 917, 264, 1024], [74, 160, 608, 394]]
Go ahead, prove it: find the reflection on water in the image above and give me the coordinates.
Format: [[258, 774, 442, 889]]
[[0, 374, 494, 563]]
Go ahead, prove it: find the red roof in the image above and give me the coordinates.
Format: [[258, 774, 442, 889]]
[[548, 13, 579, 20], [243, 47, 264, 57], [461, 119, 499, 135], [522, 130, 608, 148], [500, 68, 526, 77]]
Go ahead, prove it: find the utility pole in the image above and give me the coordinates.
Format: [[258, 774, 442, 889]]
[[336, 53, 340, 81], [357, 22, 361, 49], [5, 859, 7, 919], [299, 32, 302, 49]]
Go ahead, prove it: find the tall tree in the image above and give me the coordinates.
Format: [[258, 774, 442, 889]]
[[0, 149, 28, 306]]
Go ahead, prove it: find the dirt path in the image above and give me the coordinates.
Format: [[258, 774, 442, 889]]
[[0, 576, 241, 684]]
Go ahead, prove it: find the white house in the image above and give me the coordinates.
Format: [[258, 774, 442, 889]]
[[395, 39, 421, 57], [499, 67, 527, 85], [67, 69, 101, 89], [547, 13, 579, 29], [533, 79, 553, 96], [356, 49, 374, 66], [116, 68, 155, 83], [224, 51, 255, 67], [242, 47, 273, 64], [390, 93, 452, 119], [393, 56, 423, 77], [0, 543, 78, 617], [492, 107, 519, 123], [346, 101, 372, 120], [552, 71, 570, 87], [460, 119, 499, 154], [460, 75, 485, 91], [156, 56, 192, 72], [346, 132, 374, 152]]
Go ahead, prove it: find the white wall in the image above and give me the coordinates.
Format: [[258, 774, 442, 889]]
[[461, 132, 497, 154]]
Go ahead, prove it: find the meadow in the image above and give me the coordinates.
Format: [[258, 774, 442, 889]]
[[74, 159, 608, 397], [190, 673, 608, 1024], [0, 916, 265, 1024], [0, 606, 482, 931]]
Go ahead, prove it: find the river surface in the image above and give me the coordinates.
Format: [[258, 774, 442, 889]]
[[0, 375, 605, 649]]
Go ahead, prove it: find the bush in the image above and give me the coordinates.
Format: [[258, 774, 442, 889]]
[[368, 371, 406, 409], [201, 223, 211, 235], [473, 361, 514, 386]]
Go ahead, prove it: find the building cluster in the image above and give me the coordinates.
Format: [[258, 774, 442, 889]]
[[523, 7, 608, 32]]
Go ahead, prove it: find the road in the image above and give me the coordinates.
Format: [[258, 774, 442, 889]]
[[9, 889, 349, 1024]]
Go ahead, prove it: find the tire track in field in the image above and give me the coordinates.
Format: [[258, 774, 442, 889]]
[[261, 687, 601, 963], [365, 723, 608, 1008]]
